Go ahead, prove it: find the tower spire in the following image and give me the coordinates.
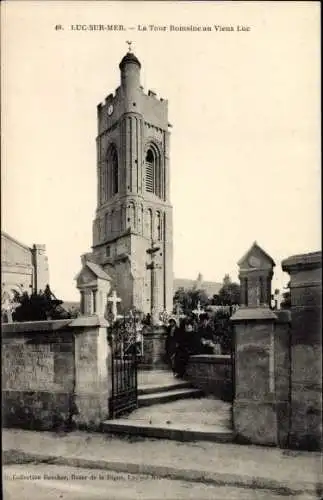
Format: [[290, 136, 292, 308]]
[[119, 42, 141, 89]]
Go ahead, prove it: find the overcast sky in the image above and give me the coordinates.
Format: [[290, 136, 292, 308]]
[[2, 1, 320, 301]]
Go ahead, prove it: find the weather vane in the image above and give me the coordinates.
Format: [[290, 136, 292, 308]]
[[126, 40, 133, 53]]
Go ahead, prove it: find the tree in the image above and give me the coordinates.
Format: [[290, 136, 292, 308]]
[[66, 305, 80, 318], [223, 274, 232, 287], [211, 294, 220, 305], [173, 287, 210, 316], [13, 285, 71, 322], [217, 274, 240, 306], [212, 308, 234, 354]]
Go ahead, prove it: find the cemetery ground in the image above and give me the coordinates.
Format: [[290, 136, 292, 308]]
[[3, 427, 322, 499]]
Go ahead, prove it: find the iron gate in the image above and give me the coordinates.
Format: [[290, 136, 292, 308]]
[[108, 316, 140, 419]]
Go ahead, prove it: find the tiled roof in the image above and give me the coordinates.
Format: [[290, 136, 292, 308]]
[[86, 261, 112, 281]]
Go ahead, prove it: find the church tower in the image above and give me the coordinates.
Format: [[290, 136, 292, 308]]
[[90, 46, 173, 315]]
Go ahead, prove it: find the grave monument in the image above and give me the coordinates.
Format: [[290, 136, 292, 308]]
[[231, 242, 279, 445]]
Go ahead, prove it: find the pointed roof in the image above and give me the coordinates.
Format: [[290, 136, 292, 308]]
[[119, 51, 141, 70], [74, 261, 112, 281], [237, 241, 275, 267], [87, 261, 112, 280], [1, 230, 32, 251]]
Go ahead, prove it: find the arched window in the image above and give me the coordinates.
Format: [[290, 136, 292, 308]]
[[120, 204, 126, 232], [97, 218, 102, 241], [140, 204, 144, 235], [107, 212, 112, 235], [112, 148, 118, 195], [104, 213, 109, 237], [127, 202, 136, 230], [156, 211, 162, 241], [145, 149, 154, 193], [145, 208, 153, 239], [107, 144, 118, 198], [101, 163, 107, 203], [111, 210, 115, 233], [145, 144, 162, 198], [100, 165, 104, 204]]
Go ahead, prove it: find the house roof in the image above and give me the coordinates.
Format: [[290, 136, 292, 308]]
[[1, 231, 31, 251], [86, 261, 112, 280], [75, 261, 112, 281], [237, 241, 275, 267], [174, 278, 222, 297]]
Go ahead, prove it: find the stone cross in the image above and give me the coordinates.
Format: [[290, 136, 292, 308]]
[[108, 290, 122, 322], [2, 291, 18, 323], [146, 240, 161, 325], [192, 300, 204, 319], [159, 309, 169, 325], [273, 289, 282, 310]]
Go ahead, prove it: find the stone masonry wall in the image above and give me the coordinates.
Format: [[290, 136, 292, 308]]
[[186, 355, 233, 402], [2, 316, 111, 430], [274, 310, 292, 448], [2, 320, 74, 430]]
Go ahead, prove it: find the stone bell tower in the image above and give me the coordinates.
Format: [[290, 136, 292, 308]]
[[90, 45, 173, 315]]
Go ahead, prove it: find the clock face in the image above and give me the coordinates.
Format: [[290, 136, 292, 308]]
[[248, 256, 261, 268], [107, 104, 114, 116]]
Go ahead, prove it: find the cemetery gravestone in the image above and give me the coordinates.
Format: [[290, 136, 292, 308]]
[[75, 258, 112, 318]]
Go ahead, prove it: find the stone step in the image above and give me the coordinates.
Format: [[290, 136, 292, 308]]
[[138, 388, 203, 407], [101, 418, 234, 443], [138, 381, 192, 396]]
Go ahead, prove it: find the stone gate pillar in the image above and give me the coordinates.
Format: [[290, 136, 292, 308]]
[[231, 242, 278, 445], [282, 251, 322, 450], [73, 257, 113, 427], [71, 315, 111, 428]]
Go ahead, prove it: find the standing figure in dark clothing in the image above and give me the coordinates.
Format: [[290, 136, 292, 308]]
[[196, 313, 216, 354], [165, 318, 178, 367], [172, 318, 196, 378]]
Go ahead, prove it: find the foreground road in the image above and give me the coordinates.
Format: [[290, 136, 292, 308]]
[[3, 465, 316, 500]]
